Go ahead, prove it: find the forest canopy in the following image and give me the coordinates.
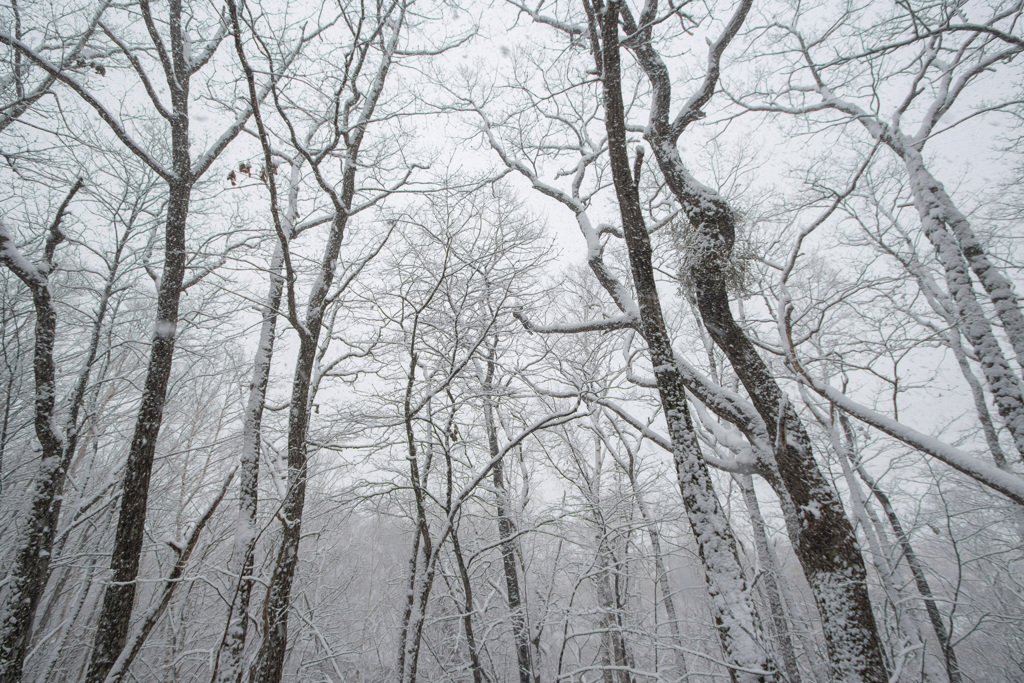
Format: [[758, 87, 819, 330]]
[[0, 0, 1023, 681]]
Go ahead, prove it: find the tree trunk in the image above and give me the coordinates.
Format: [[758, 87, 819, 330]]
[[892, 143, 1024, 379], [902, 150, 1024, 461], [840, 415, 963, 683], [589, 3, 772, 679], [249, 321, 321, 683], [450, 529, 486, 683], [737, 476, 801, 683], [890, 239, 1012, 470], [103, 471, 232, 683], [213, 162, 297, 683], [685, 253, 886, 682], [484, 347, 534, 683], [0, 180, 86, 683], [599, 415, 691, 681], [86, 176, 192, 683], [249, 8, 402, 680]]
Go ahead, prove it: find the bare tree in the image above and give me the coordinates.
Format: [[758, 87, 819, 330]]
[[241, 2, 409, 679], [0, 178, 84, 683]]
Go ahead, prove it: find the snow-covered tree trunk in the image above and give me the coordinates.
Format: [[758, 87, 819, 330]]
[[210, 131, 299, 683], [616, 1, 887, 676], [680, 214, 885, 681], [251, 11, 403, 679], [590, 3, 772, 679], [797, 51, 1024, 461], [101, 471, 232, 683], [880, 228, 1014, 470], [902, 148, 1024, 461], [212, 237, 286, 683], [828, 423, 937, 680], [449, 496, 486, 683], [0, 179, 83, 683], [594, 540, 632, 683], [80, 1, 260, 677]]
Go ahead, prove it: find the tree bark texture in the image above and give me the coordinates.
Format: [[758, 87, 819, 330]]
[[86, 177, 192, 683], [590, 3, 773, 679], [0, 179, 84, 683], [605, 0, 889, 677]]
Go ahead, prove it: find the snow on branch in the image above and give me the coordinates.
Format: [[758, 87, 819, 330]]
[[807, 376, 1024, 506], [0, 218, 42, 286], [0, 31, 171, 180], [599, 398, 757, 474], [512, 310, 637, 334]]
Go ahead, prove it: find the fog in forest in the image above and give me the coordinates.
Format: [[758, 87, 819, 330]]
[[1, 0, 1023, 681]]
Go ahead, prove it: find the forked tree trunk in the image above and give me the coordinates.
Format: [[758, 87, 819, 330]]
[[684, 254, 886, 682], [610, 4, 888, 678], [248, 7, 402, 681], [589, 3, 772, 679]]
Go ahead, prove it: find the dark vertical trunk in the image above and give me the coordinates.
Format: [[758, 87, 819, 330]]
[[85, 5, 197, 673], [398, 362, 436, 683], [450, 528, 485, 683], [102, 472, 232, 683], [249, 326, 319, 683], [0, 282, 62, 683], [484, 347, 534, 683], [442, 395, 486, 683], [249, 9, 401, 678], [86, 176, 192, 683], [588, 3, 772, 679], [396, 504, 424, 681], [0, 180, 86, 683]]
